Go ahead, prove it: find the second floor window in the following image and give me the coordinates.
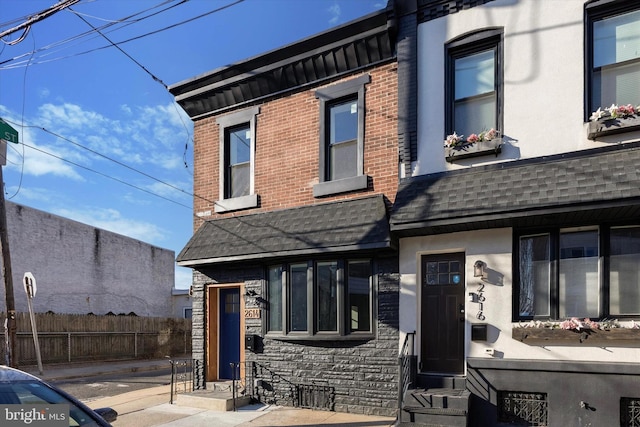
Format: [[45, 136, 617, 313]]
[[446, 28, 503, 139], [313, 75, 370, 198], [587, 3, 640, 114], [327, 97, 358, 181], [215, 106, 259, 213], [225, 124, 250, 198]]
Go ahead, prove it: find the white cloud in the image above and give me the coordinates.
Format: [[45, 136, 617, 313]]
[[3, 119, 83, 180], [28, 101, 192, 172], [38, 103, 108, 131], [328, 3, 341, 25], [4, 186, 55, 204]]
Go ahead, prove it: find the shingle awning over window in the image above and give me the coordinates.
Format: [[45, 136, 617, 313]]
[[177, 195, 394, 266], [391, 143, 640, 236]]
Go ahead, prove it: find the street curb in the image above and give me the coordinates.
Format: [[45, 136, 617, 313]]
[[22, 359, 172, 382]]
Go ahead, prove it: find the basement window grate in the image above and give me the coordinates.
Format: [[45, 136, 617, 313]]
[[498, 391, 548, 426], [297, 383, 334, 411], [622, 397, 640, 427]]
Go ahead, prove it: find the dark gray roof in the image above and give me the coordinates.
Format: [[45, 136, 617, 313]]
[[391, 143, 640, 236], [177, 195, 394, 266], [169, 9, 394, 118]]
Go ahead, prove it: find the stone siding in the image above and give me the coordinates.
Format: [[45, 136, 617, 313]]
[[193, 257, 399, 416]]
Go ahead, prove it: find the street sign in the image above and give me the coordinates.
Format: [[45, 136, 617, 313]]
[[0, 118, 18, 144], [23, 272, 37, 299], [22, 272, 43, 374]]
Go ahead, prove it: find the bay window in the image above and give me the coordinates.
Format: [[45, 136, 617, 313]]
[[266, 258, 374, 338]]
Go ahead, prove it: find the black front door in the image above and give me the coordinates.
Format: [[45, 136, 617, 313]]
[[420, 253, 465, 374]]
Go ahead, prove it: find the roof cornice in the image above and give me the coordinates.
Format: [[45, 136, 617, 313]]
[[169, 9, 395, 118]]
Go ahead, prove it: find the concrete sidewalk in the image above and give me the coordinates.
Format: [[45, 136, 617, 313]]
[[22, 359, 396, 427]]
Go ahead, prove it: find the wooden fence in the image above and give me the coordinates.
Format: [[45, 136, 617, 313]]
[[0, 312, 191, 367]]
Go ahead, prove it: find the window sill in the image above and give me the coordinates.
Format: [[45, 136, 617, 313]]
[[445, 138, 503, 163], [587, 115, 640, 140], [214, 194, 259, 213], [312, 175, 369, 198], [266, 333, 375, 342], [512, 327, 640, 346]]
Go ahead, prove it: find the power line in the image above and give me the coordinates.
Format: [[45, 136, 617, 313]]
[[19, 141, 193, 210], [71, 6, 168, 88], [0, 0, 244, 69], [3, 118, 213, 205], [0, 0, 184, 67]]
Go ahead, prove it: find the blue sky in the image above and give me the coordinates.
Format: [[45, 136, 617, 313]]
[[0, 0, 382, 288]]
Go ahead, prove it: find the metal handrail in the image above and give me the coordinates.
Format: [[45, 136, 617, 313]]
[[398, 331, 416, 414], [169, 358, 194, 404]]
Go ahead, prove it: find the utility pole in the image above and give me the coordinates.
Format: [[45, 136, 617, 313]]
[[0, 119, 19, 367]]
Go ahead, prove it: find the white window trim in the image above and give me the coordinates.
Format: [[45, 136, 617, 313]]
[[215, 106, 260, 213]]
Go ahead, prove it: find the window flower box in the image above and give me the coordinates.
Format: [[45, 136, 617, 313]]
[[588, 104, 640, 140], [512, 326, 640, 346], [444, 129, 502, 163]]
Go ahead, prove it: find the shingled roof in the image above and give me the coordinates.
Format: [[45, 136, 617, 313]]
[[177, 195, 394, 266], [391, 143, 640, 236]]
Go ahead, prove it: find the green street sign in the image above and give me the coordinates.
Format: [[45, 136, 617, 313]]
[[0, 118, 19, 144]]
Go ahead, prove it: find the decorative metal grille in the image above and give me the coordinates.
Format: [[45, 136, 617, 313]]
[[498, 391, 548, 426], [298, 383, 334, 411], [622, 397, 640, 427]]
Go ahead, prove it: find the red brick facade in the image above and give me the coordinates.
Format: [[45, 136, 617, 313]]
[[191, 63, 398, 230]]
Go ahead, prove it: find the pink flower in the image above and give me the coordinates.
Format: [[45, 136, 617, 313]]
[[560, 320, 575, 330], [467, 133, 479, 143], [618, 104, 636, 117]]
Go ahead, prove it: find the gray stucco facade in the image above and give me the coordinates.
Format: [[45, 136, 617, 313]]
[[2, 202, 175, 317]]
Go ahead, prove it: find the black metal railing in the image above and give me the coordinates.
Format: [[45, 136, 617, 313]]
[[169, 359, 336, 411], [241, 361, 334, 410], [169, 358, 195, 404], [398, 331, 417, 413]]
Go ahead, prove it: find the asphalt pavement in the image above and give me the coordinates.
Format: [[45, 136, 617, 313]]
[[22, 358, 397, 427]]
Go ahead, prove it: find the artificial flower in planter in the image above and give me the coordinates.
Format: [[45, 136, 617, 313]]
[[512, 317, 640, 345], [589, 103, 640, 121], [588, 103, 640, 140], [443, 128, 499, 148], [444, 128, 502, 162]]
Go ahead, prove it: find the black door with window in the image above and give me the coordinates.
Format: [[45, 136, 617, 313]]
[[421, 253, 465, 374]]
